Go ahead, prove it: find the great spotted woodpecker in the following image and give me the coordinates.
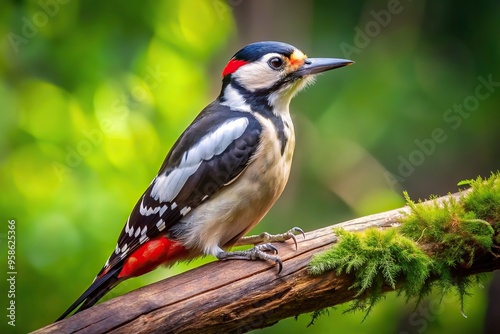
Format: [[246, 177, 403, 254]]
[[56, 41, 352, 320]]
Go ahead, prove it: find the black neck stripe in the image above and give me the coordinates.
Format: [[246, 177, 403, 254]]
[[221, 82, 288, 155]]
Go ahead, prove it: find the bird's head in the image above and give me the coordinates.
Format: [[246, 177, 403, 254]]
[[219, 41, 353, 113]]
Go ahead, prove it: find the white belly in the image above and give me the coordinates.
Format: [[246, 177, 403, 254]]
[[174, 115, 295, 256]]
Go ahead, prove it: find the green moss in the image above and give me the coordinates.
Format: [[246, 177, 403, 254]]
[[309, 228, 431, 317], [308, 172, 500, 320], [462, 173, 500, 224], [400, 192, 494, 269]]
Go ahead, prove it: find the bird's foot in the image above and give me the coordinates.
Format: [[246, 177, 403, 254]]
[[219, 227, 305, 273], [217, 243, 284, 273], [235, 227, 305, 250]]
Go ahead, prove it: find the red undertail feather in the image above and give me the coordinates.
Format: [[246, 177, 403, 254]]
[[118, 237, 188, 278], [56, 237, 187, 321]]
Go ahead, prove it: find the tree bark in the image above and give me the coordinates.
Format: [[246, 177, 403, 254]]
[[32, 190, 500, 334]]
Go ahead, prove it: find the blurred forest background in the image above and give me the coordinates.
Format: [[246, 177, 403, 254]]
[[1, 0, 499, 333]]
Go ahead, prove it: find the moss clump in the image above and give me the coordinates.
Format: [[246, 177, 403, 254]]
[[309, 228, 431, 317], [400, 191, 493, 270], [308, 172, 500, 320], [461, 174, 500, 225]]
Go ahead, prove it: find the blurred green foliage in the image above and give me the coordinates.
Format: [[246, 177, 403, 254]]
[[1, 0, 499, 333]]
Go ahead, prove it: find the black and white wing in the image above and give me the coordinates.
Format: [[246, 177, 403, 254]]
[[99, 103, 262, 274]]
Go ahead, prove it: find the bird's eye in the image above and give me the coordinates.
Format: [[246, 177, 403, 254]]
[[268, 57, 284, 70]]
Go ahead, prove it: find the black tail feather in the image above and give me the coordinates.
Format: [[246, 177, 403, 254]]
[[55, 266, 122, 322]]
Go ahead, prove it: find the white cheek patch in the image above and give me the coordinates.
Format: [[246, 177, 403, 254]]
[[150, 117, 249, 203], [233, 53, 284, 91]]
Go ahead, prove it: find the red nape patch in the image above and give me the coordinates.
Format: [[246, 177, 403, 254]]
[[222, 59, 248, 77], [118, 237, 188, 279]]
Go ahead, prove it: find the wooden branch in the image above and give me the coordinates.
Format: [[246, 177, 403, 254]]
[[33, 190, 500, 334]]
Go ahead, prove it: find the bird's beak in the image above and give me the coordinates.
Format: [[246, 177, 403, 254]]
[[293, 58, 354, 77]]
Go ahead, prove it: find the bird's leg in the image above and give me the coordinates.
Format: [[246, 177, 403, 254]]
[[233, 227, 305, 250], [216, 243, 284, 273]]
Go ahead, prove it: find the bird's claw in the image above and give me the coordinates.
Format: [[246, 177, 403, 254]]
[[255, 243, 279, 255], [287, 227, 305, 250], [254, 244, 283, 273], [261, 226, 305, 250]]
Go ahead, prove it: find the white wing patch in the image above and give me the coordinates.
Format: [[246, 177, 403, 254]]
[[139, 225, 149, 244], [159, 204, 168, 217], [150, 117, 249, 203], [180, 206, 191, 216], [152, 164, 201, 202], [124, 217, 134, 237], [139, 198, 161, 216], [156, 219, 166, 232]]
